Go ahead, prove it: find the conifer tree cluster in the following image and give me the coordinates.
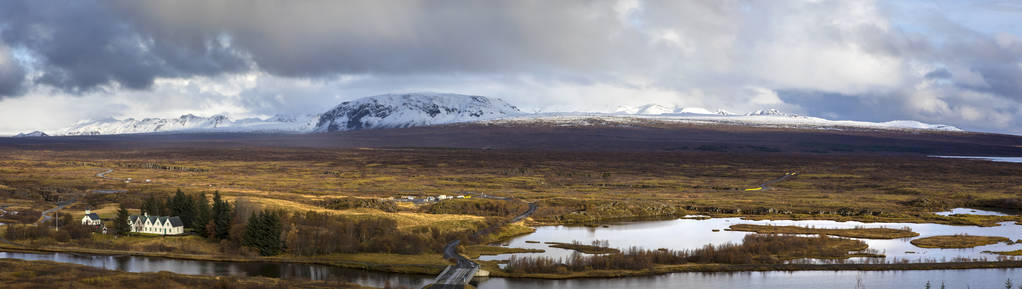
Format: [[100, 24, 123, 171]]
[[210, 191, 232, 240], [243, 210, 282, 256], [114, 203, 130, 235], [133, 189, 233, 240]]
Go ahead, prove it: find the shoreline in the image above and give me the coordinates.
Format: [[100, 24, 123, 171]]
[[482, 261, 1022, 279], [527, 212, 1021, 228], [1, 243, 1020, 280], [0, 243, 446, 276]]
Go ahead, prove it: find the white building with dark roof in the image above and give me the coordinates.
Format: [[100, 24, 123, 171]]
[[128, 213, 184, 235], [81, 210, 102, 226]]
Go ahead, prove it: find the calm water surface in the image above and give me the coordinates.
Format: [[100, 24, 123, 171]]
[[0, 251, 1018, 289], [481, 217, 1022, 262], [931, 156, 1022, 163], [936, 208, 1010, 216], [476, 269, 1022, 289], [0, 251, 435, 288]]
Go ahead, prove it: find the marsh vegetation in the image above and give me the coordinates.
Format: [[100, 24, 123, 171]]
[[728, 224, 919, 239]]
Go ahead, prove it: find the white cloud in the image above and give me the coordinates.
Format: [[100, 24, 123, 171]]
[[1, 0, 1021, 135]]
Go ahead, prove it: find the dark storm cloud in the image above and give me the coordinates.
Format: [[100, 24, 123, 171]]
[[0, 0, 248, 95], [0, 0, 1021, 134], [0, 45, 25, 96], [924, 68, 952, 80], [106, 0, 650, 77]]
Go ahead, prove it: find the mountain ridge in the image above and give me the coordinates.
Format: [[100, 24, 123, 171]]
[[22, 93, 963, 136]]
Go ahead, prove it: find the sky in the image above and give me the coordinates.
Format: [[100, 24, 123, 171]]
[[0, 0, 1021, 135]]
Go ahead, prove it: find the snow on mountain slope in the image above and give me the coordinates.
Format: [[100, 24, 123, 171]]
[[314, 93, 520, 132], [55, 93, 520, 135], [13, 131, 49, 137], [485, 112, 962, 132], [61, 114, 318, 136], [615, 104, 733, 116], [43, 94, 961, 136]]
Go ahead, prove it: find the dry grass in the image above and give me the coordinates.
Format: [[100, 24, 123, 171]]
[[462, 245, 544, 258], [545, 241, 620, 254], [910, 235, 1011, 248], [227, 195, 484, 231], [479, 222, 536, 244], [729, 224, 919, 239], [2, 148, 1020, 228], [989, 249, 1022, 256]]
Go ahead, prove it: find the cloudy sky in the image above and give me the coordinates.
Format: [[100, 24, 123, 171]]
[[1, 0, 1021, 135]]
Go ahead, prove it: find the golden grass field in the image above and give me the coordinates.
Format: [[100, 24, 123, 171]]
[[0, 143, 1020, 280], [1, 147, 1020, 227]]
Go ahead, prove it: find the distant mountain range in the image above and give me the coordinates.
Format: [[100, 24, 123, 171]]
[[19, 92, 962, 137], [13, 131, 49, 137]]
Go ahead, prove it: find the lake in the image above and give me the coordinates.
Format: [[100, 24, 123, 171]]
[[481, 217, 1022, 263], [931, 156, 1022, 163]]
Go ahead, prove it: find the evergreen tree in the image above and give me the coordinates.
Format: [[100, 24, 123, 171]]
[[193, 193, 211, 237], [243, 210, 282, 256], [211, 191, 232, 240], [169, 189, 195, 228], [141, 194, 159, 216], [114, 203, 131, 235]]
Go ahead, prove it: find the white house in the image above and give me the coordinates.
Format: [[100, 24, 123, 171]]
[[128, 213, 184, 235], [81, 210, 101, 226]]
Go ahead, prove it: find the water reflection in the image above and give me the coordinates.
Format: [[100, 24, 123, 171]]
[[935, 208, 1010, 216], [1, 248, 1019, 289], [931, 156, 1022, 163], [475, 269, 1022, 289], [482, 218, 1022, 262], [0, 251, 434, 288]]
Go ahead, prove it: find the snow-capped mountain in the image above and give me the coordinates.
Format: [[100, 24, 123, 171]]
[[61, 113, 318, 136], [489, 111, 961, 132], [745, 109, 800, 117], [54, 93, 520, 135], [615, 104, 733, 116], [314, 93, 520, 132], [36, 93, 963, 136], [13, 131, 49, 137]]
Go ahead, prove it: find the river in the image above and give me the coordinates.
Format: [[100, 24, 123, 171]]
[[0, 250, 1017, 288], [1, 211, 1020, 288], [931, 156, 1022, 163]]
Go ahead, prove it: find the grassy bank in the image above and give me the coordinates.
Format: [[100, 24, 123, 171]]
[[0, 242, 448, 275], [729, 224, 919, 239], [910, 235, 1011, 248], [462, 245, 543, 259], [0, 259, 370, 289], [988, 249, 1022, 256], [481, 261, 1022, 279], [545, 240, 620, 254]]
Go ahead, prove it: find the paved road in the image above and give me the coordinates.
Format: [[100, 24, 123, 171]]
[[429, 197, 538, 289], [509, 203, 537, 223], [35, 168, 112, 224], [430, 240, 480, 289], [745, 171, 798, 191], [96, 169, 114, 179], [38, 197, 76, 224]]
